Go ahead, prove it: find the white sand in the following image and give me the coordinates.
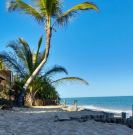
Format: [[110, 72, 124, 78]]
[[0, 107, 132, 135]]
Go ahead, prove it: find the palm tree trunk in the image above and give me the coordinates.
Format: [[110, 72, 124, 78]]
[[17, 90, 25, 106], [25, 93, 34, 107], [18, 17, 52, 106]]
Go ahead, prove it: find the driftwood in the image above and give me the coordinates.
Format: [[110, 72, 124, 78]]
[[54, 115, 71, 122]]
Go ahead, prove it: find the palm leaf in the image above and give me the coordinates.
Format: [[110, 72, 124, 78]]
[[18, 38, 33, 74], [52, 77, 89, 85], [0, 52, 26, 78], [7, 40, 25, 62], [45, 0, 62, 17], [7, 0, 44, 23], [34, 36, 43, 68], [44, 65, 68, 78], [36, 0, 47, 15], [57, 2, 98, 26]]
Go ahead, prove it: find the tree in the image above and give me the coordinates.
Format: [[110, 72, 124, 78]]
[[7, 0, 98, 105], [0, 59, 5, 70], [0, 37, 88, 106]]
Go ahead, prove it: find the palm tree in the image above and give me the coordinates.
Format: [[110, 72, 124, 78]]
[[0, 37, 88, 106], [7, 0, 98, 98], [0, 59, 5, 70]]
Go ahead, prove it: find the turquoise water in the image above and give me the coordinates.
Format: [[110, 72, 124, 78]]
[[61, 96, 133, 116]]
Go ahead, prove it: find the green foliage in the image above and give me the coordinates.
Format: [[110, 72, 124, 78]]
[[7, 0, 98, 27], [57, 2, 98, 26], [44, 65, 68, 78], [0, 37, 44, 78], [0, 59, 5, 70], [7, 0, 44, 23], [52, 77, 89, 85], [0, 37, 68, 100], [5, 0, 95, 103], [0, 36, 88, 102], [35, 78, 59, 100]]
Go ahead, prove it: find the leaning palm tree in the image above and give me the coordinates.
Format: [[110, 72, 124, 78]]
[[0, 37, 88, 106], [7, 0, 98, 97]]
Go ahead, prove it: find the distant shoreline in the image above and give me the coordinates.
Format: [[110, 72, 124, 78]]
[[62, 95, 133, 99], [61, 96, 133, 117]]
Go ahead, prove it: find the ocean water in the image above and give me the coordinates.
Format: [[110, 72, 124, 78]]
[[61, 96, 133, 117]]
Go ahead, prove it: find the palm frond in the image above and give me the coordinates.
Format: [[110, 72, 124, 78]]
[[0, 52, 26, 78], [36, 0, 46, 15], [45, 0, 62, 17], [7, 0, 44, 23], [44, 65, 68, 78], [34, 36, 43, 68], [18, 38, 33, 74], [7, 40, 25, 62], [52, 77, 89, 85], [56, 2, 98, 26]]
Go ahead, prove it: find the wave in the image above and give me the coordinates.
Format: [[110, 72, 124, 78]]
[[78, 105, 132, 117]]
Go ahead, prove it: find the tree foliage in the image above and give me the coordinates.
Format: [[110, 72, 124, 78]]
[[0, 37, 88, 105]]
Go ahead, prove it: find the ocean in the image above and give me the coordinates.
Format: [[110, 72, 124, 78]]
[[61, 96, 133, 117]]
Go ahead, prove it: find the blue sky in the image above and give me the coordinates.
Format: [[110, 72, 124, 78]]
[[0, 0, 133, 98]]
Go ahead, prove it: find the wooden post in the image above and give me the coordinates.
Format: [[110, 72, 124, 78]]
[[121, 112, 126, 119], [132, 105, 133, 118], [64, 100, 66, 107], [74, 100, 78, 111]]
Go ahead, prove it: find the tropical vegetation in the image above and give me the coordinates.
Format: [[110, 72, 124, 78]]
[[7, 0, 98, 105], [0, 37, 88, 106]]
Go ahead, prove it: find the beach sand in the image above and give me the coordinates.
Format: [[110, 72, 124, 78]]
[[0, 107, 133, 135]]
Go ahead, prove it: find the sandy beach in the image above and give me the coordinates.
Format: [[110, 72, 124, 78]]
[[0, 107, 133, 135]]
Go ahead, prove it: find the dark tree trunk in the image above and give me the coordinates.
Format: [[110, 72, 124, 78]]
[[17, 89, 25, 107]]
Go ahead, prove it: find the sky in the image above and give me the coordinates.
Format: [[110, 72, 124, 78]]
[[0, 0, 133, 98]]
